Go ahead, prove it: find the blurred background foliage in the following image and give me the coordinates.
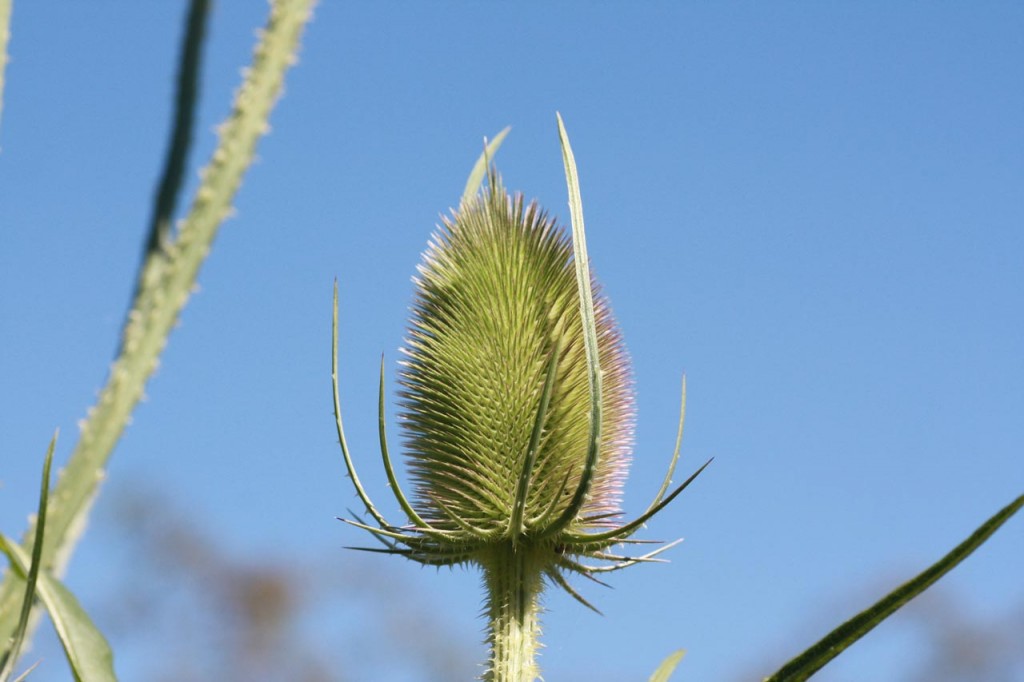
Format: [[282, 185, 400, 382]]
[[8, 482, 1013, 681]]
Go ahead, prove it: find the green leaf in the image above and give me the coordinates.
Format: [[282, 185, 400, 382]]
[[122, 0, 211, 336], [649, 649, 685, 682], [460, 126, 510, 206], [0, 434, 56, 682], [0, 536, 117, 682], [146, 0, 210, 251], [764, 493, 1024, 682]]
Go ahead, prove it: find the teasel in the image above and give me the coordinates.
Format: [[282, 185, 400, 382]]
[[333, 115, 710, 681]]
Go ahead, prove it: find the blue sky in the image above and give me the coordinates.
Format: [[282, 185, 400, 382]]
[[1, 2, 1022, 681]]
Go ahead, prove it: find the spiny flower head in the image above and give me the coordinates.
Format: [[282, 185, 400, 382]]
[[333, 120, 707, 611], [399, 177, 633, 540]]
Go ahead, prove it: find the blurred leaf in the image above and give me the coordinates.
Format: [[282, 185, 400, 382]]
[[649, 649, 685, 682], [0, 0, 10, 132], [123, 0, 211, 334], [10, 660, 40, 682], [764, 493, 1024, 682], [0, 434, 56, 682], [0, 536, 117, 682], [144, 0, 209, 254]]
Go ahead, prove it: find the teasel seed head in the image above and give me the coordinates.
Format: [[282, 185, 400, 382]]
[[333, 117, 709, 614], [399, 175, 634, 540]]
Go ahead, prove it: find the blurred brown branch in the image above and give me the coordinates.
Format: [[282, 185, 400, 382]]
[[87, 483, 476, 682]]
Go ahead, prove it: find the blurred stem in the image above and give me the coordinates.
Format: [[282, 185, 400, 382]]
[[0, 0, 11, 134], [482, 544, 545, 682], [0, 0, 314, 650]]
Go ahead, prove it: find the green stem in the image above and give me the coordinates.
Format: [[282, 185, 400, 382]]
[[482, 544, 546, 682], [0, 0, 314, 652]]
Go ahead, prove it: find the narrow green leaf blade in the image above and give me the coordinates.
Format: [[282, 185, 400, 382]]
[[764, 493, 1024, 682], [122, 0, 211, 341], [0, 433, 56, 682], [649, 649, 685, 682], [145, 0, 210, 257], [0, 536, 116, 682], [460, 126, 510, 206]]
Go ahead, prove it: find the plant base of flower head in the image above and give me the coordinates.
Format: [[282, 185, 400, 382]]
[[332, 115, 711, 681]]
